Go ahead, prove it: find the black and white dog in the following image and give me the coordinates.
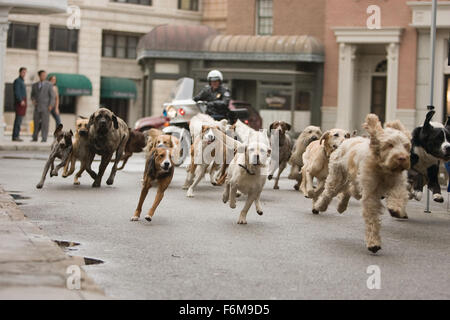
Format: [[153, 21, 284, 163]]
[[408, 110, 450, 202]]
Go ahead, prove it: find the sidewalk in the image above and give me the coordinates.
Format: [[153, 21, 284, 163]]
[[0, 134, 52, 152], [0, 187, 107, 299]]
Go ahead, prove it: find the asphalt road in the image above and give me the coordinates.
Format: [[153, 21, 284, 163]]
[[1, 150, 450, 299]]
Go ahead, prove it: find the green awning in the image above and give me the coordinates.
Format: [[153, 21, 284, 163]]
[[47, 73, 92, 96], [100, 77, 137, 99]]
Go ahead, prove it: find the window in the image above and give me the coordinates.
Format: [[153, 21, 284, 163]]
[[257, 0, 273, 35], [4, 83, 15, 112], [59, 96, 76, 114], [112, 0, 152, 5], [295, 91, 311, 111], [100, 98, 129, 123], [7, 23, 38, 50], [178, 0, 199, 11], [102, 32, 139, 59], [49, 26, 78, 53]]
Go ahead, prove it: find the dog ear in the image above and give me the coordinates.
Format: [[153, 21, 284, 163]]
[[147, 150, 157, 179], [363, 114, 383, 137], [53, 123, 63, 137], [78, 115, 87, 120], [69, 130, 73, 137], [319, 131, 330, 145], [87, 113, 95, 130], [112, 115, 119, 129], [352, 130, 358, 137], [385, 120, 412, 140], [345, 132, 351, 139], [284, 122, 292, 131], [423, 110, 435, 132], [269, 121, 277, 132]]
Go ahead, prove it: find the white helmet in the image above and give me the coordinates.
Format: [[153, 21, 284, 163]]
[[207, 70, 223, 82]]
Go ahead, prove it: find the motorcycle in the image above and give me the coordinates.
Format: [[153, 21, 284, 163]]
[[162, 77, 249, 165]]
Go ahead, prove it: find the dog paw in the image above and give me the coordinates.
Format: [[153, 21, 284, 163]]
[[36, 183, 43, 189], [186, 189, 194, 198], [92, 181, 101, 188], [273, 185, 279, 190], [294, 185, 300, 191], [312, 208, 319, 215], [367, 246, 381, 254], [257, 210, 263, 216], [230, 202, 236, 209], [433, 193, 444, 203], [144, 216, 152, 222], [73, 181, 80, 186], [130, 216, 139, 221], [222, 195, 229, 203], [50, 170, 58, 177], [268, 175, 273, 180], [182, 185, 189, 190], [236, 192, 242, 198], [388, 208, 408, 219], [62, 174, 68, 178], [237, 219, 247, 224], [106, 178, 114, 185], [412, 191, 422, 201]]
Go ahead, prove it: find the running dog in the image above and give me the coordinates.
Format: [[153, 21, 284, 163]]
[[62, 116, 91, 185], [313, 114, 411, 253], [300, 128, 350, 210], [36, 124, 73, 189], [117, 129, 146, 170], [222, 130, 271, 224], [288, 126, 322, 190], [85, 108, 129, 188], [267, 121, 292, 189], [131, 146, 174, 222]]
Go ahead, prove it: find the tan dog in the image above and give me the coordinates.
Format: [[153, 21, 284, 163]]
[[313, 114, 411, 253], [85, 108, 129, 188], [62, 116, 91, 185], [300, 129, 350, 207], [131, 146, 174, 222], [288, 126, 322, 190]]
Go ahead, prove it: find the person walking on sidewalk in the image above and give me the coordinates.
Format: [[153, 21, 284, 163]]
[[12, 67, 27, 142], [31, 70, 55, 142], [48, 75, 61, 127]]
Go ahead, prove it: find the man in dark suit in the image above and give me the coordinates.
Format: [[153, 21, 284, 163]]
[[12, 67, 27, 142], [31, 70, 55, 142]]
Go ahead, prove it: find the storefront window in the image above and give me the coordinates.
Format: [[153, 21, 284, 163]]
[[59, 96, 76, 114], [296, 91, 311, 111], [260, 88, 292, 111]]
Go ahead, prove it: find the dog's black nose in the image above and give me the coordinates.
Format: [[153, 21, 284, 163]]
[[163, 162, 170, 170]]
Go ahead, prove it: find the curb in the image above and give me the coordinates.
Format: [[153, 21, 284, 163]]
[[0, 187, 108, 300]]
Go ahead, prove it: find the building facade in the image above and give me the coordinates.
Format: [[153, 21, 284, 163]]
[[3, 0, 203, 134]]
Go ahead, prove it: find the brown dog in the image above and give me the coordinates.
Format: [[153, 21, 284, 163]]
[[62, 116, 91, 185], [131, 146, 174, 222], [36, 124, 73, 189], [85, 108, 129, 188], [267, 121, 292, 189], [117, 129, 146, 170]]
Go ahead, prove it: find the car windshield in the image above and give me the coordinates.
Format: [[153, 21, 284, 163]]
[[169, 77, 194, 101]]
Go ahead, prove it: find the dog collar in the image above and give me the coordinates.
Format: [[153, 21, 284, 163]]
[[239, 164, 255, 175]]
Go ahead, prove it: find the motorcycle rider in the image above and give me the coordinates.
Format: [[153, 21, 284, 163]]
[[193, 70, 231, 121]]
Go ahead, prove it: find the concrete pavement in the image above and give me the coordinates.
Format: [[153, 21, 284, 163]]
[[0, 186, 106, 299]]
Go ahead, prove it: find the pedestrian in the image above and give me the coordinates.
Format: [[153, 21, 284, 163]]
[[12, 67, 27, 142], [48, 75, 61, 127], [31, 70, 55, 142]]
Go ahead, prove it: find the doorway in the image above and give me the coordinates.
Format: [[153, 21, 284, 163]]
[[371, 76, 387, 124]]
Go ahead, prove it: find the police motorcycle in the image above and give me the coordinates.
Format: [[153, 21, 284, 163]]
[[162, 77, 248, 165]]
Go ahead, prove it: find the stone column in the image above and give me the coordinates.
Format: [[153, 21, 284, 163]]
[[0, 8, 10, 138], [386, 42, 399, 122], [336, 43, 357, 130]]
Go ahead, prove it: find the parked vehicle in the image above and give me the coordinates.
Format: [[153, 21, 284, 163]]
[[229, 100, 262, 130]]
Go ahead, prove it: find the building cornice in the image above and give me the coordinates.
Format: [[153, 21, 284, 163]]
[[332, 27, 404, 44], [407, 1, 450, 28]]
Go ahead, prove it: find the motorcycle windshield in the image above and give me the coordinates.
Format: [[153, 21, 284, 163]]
[[169, 77, 194, 101]]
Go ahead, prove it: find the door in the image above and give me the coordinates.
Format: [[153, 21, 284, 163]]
[[371, 76, 387, 124]]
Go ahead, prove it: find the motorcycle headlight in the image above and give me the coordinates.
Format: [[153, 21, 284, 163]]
[[166, 106, 177, 118]]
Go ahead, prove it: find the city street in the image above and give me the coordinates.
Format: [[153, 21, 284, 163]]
[[1, 150, 449, 299]]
